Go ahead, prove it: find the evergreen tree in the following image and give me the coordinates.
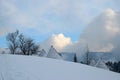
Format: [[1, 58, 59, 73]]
[[106, 61, 120, 73], [74, 54, 77, 62]]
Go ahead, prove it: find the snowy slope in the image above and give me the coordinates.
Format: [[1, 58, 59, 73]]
[[0, 54, 120, 80]]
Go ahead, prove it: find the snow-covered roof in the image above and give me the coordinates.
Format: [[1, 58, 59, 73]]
[[88, 52, 114, 68], [38, 49, 47, 57], [59, 52, 76, 62], [89, 52, 113, 61], [47, 46, 63, 60]]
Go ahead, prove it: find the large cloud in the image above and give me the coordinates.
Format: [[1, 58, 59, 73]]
[[58, 9, 120, 59], [80, 9, 120, 52]]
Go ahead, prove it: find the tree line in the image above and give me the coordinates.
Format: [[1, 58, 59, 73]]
[[6, 30, 39, 55]]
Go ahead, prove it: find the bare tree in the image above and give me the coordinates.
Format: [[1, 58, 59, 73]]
[[19, 34, 39, 55], [6, 30, 19, 54], [81, 44, 91, 65], [6, 30, 39, 55], [86, 45, 90, 65], [19, 34, 26, 55], [85, 44, 93, 65], [30, 44, 39, 55]]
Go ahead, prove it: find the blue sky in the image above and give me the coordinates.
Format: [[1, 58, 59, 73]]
[[0, 0, 119, 48]]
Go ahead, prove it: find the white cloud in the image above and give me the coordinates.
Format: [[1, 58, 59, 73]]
[[0, 0, 17, 16], [79, 9, 120, 52], [104, 9, 116, 18], [40, 33, 72, 52], [51, 34, 72, 50], [0, 0, 34, 27]]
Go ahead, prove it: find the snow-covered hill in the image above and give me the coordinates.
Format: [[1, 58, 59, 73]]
[[0, 54, 120, 80]]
